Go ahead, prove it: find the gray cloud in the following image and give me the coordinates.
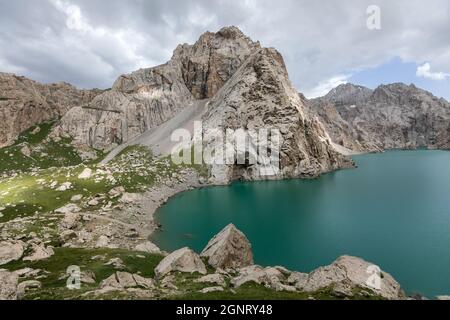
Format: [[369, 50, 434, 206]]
[[0, 0, 449, 95]]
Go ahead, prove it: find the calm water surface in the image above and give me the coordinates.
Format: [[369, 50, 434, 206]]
[[152, 150, 450, 297]]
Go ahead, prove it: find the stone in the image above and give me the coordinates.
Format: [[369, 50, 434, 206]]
[[231, 265, 285, 289], [56, 182, 72, 191], [17, 280, 41, 299], [88, 199, 99, 206], [0, 241, 24, 265], [23, 244, 54, 262], [104, 258, 125, 269], [134, 241, 161, 254], [154, 247, 207, 279], [70, 194, 83, 202], [99, 272, 154, 290], [55, 203, 81, 215], [0, 269, 19, 300], [119, 193, 140, 204], [201, 224, 253, 269], [132, 274, 155, 289], [78, 168, 92, 179], [81, 271, 96, 284], [298, 256, 404, 300], [60, 230, 77, 242], [108, 186, 125, 198], [95, 235, 110, 248], [199, 286, 224, 294], [59, 212, 80, 230], [194, 273, 226, 287], [20, 144, 31, 157]]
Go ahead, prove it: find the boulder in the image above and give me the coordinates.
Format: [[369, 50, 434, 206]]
[[78, 168, 92, 179], [134, 241, 162, 255], [0, 241, 24, 265], [154, 247, 207, 279], [70, 194, 83, 202], [200, 224, 253, 269], [56, 182, 72, 191], [59, 212, 81, 230], [199, 286, 224, 294], [0, 269, 19, 300], [231, 265, 285, 289], [194, 273, 226, 287], [23, 244, 54, 262], [55, 203, 81, 215], [100, 272, 155, 290], [119, 193, 140, 204], [297, 256, 404, 300]]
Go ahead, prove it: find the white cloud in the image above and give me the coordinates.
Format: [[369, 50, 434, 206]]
[[1, 0, 450, 93], [416, 63, 449, 81], [303, 75, 351, 99]]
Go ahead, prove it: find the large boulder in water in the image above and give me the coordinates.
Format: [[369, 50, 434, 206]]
[[201, 224, 254, 269], [154, 247, 207, 279]]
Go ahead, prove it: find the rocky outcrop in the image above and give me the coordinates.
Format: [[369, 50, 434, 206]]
[[289, 256, 404, 300], [54, 26, 260, 151], [0, 241, 24, 265], [23, 244, 54, 262], [0, 269, 19, 300], [200, 224, 253, 269], [310, 83, 450, 152], [202, 47, 352, 183], [174, 26, 260, 99], [100, 272, 155, 290], [0, 72, 101, 148], [154, 247, 207, 279], [134, 241, 162, 255]]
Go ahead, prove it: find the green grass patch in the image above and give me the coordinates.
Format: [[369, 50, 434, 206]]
[[2, 247, 164, 300], [0, 120, 84, 175]]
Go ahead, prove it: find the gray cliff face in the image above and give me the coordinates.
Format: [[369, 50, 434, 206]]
[[0, 73, 101, 148], [55, 26, 260, 151], [202, 47, 351, 183], [310, 83, 450, 152]]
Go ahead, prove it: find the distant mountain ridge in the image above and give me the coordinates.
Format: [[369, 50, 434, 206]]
[[309, 83, 450, 152]]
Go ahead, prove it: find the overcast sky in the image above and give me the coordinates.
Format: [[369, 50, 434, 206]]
[[1, 0, 449, 99]]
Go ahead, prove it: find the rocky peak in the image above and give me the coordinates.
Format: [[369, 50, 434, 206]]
[[321, 83, 373, 106], [370, 83, 438, 105], [173, 26, 261, 99]]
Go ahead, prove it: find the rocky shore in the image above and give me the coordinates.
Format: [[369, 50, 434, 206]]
[[0, 224, 406, 300]]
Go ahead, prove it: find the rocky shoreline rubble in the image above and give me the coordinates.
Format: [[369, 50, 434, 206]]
[[0, 224, 407, 300]]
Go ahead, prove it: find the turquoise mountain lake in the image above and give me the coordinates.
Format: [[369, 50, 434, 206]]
[[152, 150, 450, 297]]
